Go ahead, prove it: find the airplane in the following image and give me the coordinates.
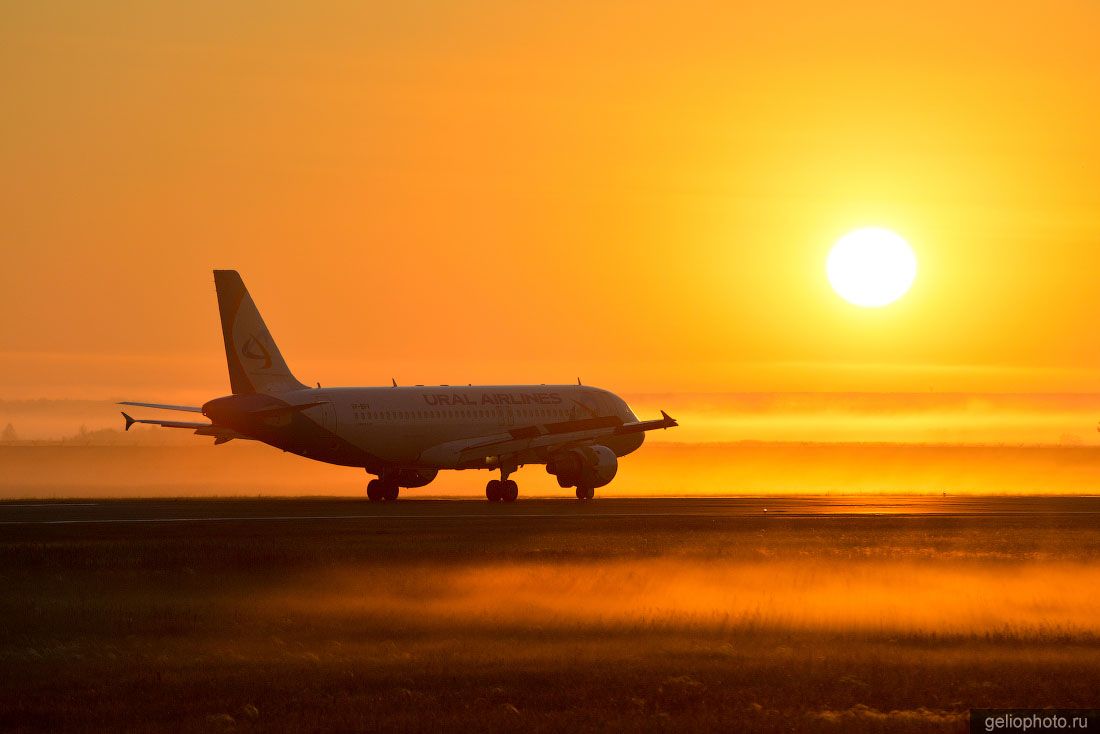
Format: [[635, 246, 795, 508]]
[[120, 270, 677, 501]]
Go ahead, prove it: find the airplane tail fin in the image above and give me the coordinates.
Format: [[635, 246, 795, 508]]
[[214, 270, 307, 395]]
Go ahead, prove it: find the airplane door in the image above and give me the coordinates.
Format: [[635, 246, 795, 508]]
[[316, 395, 337, 432]]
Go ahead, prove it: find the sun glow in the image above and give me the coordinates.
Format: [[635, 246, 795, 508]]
[[827, 228, 917, 308]]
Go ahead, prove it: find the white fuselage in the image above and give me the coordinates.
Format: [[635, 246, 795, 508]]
[[203, 384, 645, 472]]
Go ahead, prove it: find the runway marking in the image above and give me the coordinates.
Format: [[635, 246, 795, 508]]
[[1, 502, 100, 507], [4, 510, 1100, 525]]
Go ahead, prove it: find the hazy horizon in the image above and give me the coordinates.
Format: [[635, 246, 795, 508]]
[[6, 391, 1100, 447]]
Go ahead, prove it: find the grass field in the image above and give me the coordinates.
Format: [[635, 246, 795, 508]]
[[1, 498, 1098, 732]]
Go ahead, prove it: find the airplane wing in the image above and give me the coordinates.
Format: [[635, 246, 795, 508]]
[[611, 411, 680, 435], [469, 411, 677, 449], [118, 401, 204, 413], [420, 411, 678, 467]]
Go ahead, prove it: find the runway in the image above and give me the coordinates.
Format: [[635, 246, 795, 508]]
[[2, 494, 1098, 526], [4, 494, 1099, 732]]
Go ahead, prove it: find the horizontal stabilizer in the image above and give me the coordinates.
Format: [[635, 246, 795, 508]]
[[119, 401, 203, 413], [120, 412, 211, 431], [120, 412, 251, 444]]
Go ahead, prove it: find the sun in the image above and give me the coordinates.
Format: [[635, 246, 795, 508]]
[[826, 228, 917, 308]]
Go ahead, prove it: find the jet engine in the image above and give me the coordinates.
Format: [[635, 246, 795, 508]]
[[390, 468, 438, 488], [546, 445, 618, 488]]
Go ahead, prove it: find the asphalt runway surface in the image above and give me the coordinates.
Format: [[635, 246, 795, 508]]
[[2, 494, 1098, 526]]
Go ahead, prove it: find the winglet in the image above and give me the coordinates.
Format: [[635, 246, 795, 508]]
[[392, 378, 398, 387], [121, 412, 136, 431], [660, 410, 678, 428]]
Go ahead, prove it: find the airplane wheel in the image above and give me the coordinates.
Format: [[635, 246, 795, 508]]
[[384, 483, 399, 502], [367, 479, 384, 502], [575, 486, 594, 500], [486, 479, 502, 502], [502, 479, 518, 502]]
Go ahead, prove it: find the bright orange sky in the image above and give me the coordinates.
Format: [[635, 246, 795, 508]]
[[3, 1, 1100, 401]]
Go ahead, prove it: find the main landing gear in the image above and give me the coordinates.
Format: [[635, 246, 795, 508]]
[[575, 486, 595, 501], [367, 478, 399, 502], [486, 468, 519, 502]]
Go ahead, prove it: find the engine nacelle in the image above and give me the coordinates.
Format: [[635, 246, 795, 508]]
[[389, 468, 438, 488], [546, 445, 618, 489]]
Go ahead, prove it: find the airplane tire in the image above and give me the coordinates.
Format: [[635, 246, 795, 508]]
[[486, 479, 502, 502], [367, 479, 384, 502], [575, 486, 594, 500], [384, 483, 399, 502], [502, 479, 518, 502]]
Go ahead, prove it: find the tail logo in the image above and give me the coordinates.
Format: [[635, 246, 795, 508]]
[[241, 334, 273, 370]]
